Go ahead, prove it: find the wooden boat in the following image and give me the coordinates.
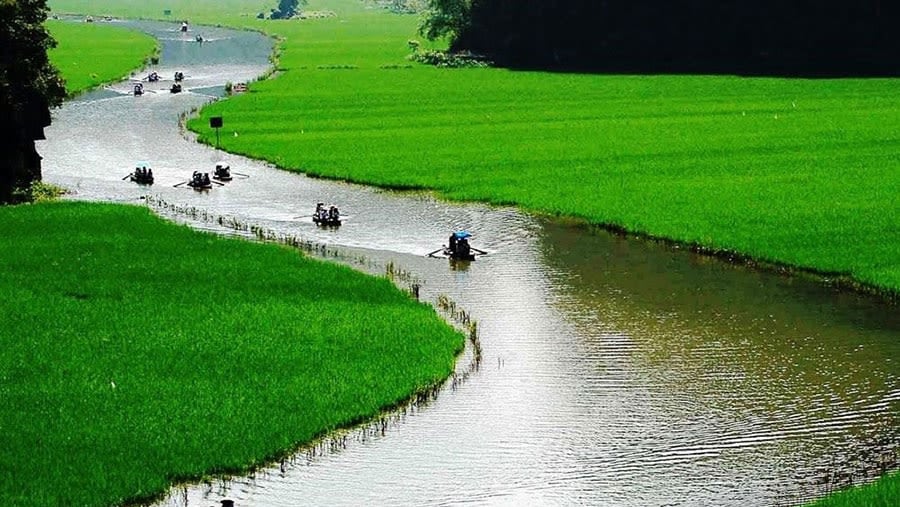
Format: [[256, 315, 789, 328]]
[[129, 170, 153, 185], [213, 164, 232, 181], [443, 246, 476, 261], [186, 172, 213, 190], [313, 215, 342, 227], [313, 204, 341, 227], [427, 231, 485, 261], [187, 180, 212, 191]]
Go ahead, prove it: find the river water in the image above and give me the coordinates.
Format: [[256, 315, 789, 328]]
[[36, 20, 900, 507]]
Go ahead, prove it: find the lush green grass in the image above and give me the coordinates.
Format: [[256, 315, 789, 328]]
[[41, 1, 900, 504], [46, 19, 157, 95], [0, 201, 463, 506], [200, 1, 900, 295], [808, 471, 900, 507], [49, 0, 273, 23], [56, 0, 895, 294]]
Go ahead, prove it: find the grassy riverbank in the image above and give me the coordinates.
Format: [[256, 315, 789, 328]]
[[52, 0, 900, 301], [808, 471, 900, 507], [47, 19, 157, 95], [44, 1, 900, 504], [0, 202, 463, 506]]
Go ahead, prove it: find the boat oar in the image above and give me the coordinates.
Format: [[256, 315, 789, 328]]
[[173, 181, 188, 188], [470, 247, 488, 255], [232, 172, 250, 178], [211, 180, 225, 186], [293, 215, 314, 219], [426, 247, 446, 258], [121, 173, 133, 181]]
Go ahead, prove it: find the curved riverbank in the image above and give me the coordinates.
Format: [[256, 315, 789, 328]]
[[38, 1, 896, 505], [181, 0, 900, 300], [47, 19, 158, 95], [52, 0, 900, 304], [16, 15, 466, 506], [0, 201, 463, 506]]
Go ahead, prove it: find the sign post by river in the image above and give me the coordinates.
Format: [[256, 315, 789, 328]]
[[210, 116, 223, 149]]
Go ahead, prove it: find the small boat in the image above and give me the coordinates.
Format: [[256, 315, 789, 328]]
[[127, 167, 154, 185], [133, 83, 144, 96], [147, 71, 160, 82], [170, 83, 182, 94], [187, 171, 213, 190], [313, 203, 341, 227], [213, 164, 232, 181], [428, 231, 485, 261], [174, 71, 184, 82]]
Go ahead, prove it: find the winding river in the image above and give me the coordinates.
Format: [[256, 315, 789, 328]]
[[36, 20, 900, 507]]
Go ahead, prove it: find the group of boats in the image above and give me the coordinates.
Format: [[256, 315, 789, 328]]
[[307, 204, 483, 260], [125, 164, 484, 261], [132, 71, 186, 96], [124, 164, 247, 190]]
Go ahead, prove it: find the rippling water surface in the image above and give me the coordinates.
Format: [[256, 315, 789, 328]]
[[36, 20, 900, 507]]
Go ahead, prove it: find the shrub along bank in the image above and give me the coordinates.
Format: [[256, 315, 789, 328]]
[[0, 202, 463, 506]]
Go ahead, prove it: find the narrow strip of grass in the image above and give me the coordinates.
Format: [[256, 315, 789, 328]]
[[47, 19, 157, 95], [807, 471, 900, 507], [0, 201, 463, 506]]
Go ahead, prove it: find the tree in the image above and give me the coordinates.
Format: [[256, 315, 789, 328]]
[[270, 0, 306, 20], [0, 0, 65, 204], [419, 0, 472, 41], [422, 0, 900, 75]]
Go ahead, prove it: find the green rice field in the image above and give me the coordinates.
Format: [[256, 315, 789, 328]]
[[0, 202, 463, 506], [43, 0, 900, 504], [46, 19, 157, 95], [55, 0, 898, 295], [205, 0, 900, 295]]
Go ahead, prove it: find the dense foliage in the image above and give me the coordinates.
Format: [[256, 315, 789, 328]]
[[0, 0, 65, 203], [424, 0, 900, 75], [270, 0, 305, 19], [0, 202, 463, 506]]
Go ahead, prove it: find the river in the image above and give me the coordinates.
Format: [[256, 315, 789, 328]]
[[36, 19, 900, 507]]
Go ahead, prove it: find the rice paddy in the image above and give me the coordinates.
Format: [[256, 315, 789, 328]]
[[196, 1, 900, 296], [55, 0, 897, 295], [40, 0, 900, 504], [46, 19, 157, 95], [0, 201, 463, 506]]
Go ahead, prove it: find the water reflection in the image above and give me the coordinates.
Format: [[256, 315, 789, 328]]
[[36, 19, 900, 507]]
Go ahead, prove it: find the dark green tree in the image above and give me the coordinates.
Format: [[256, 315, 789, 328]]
[[422, 0, 900, 76], [270, 0, 306, 19], [419, 0, 471, 41], [0, 0, 65, 204]]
